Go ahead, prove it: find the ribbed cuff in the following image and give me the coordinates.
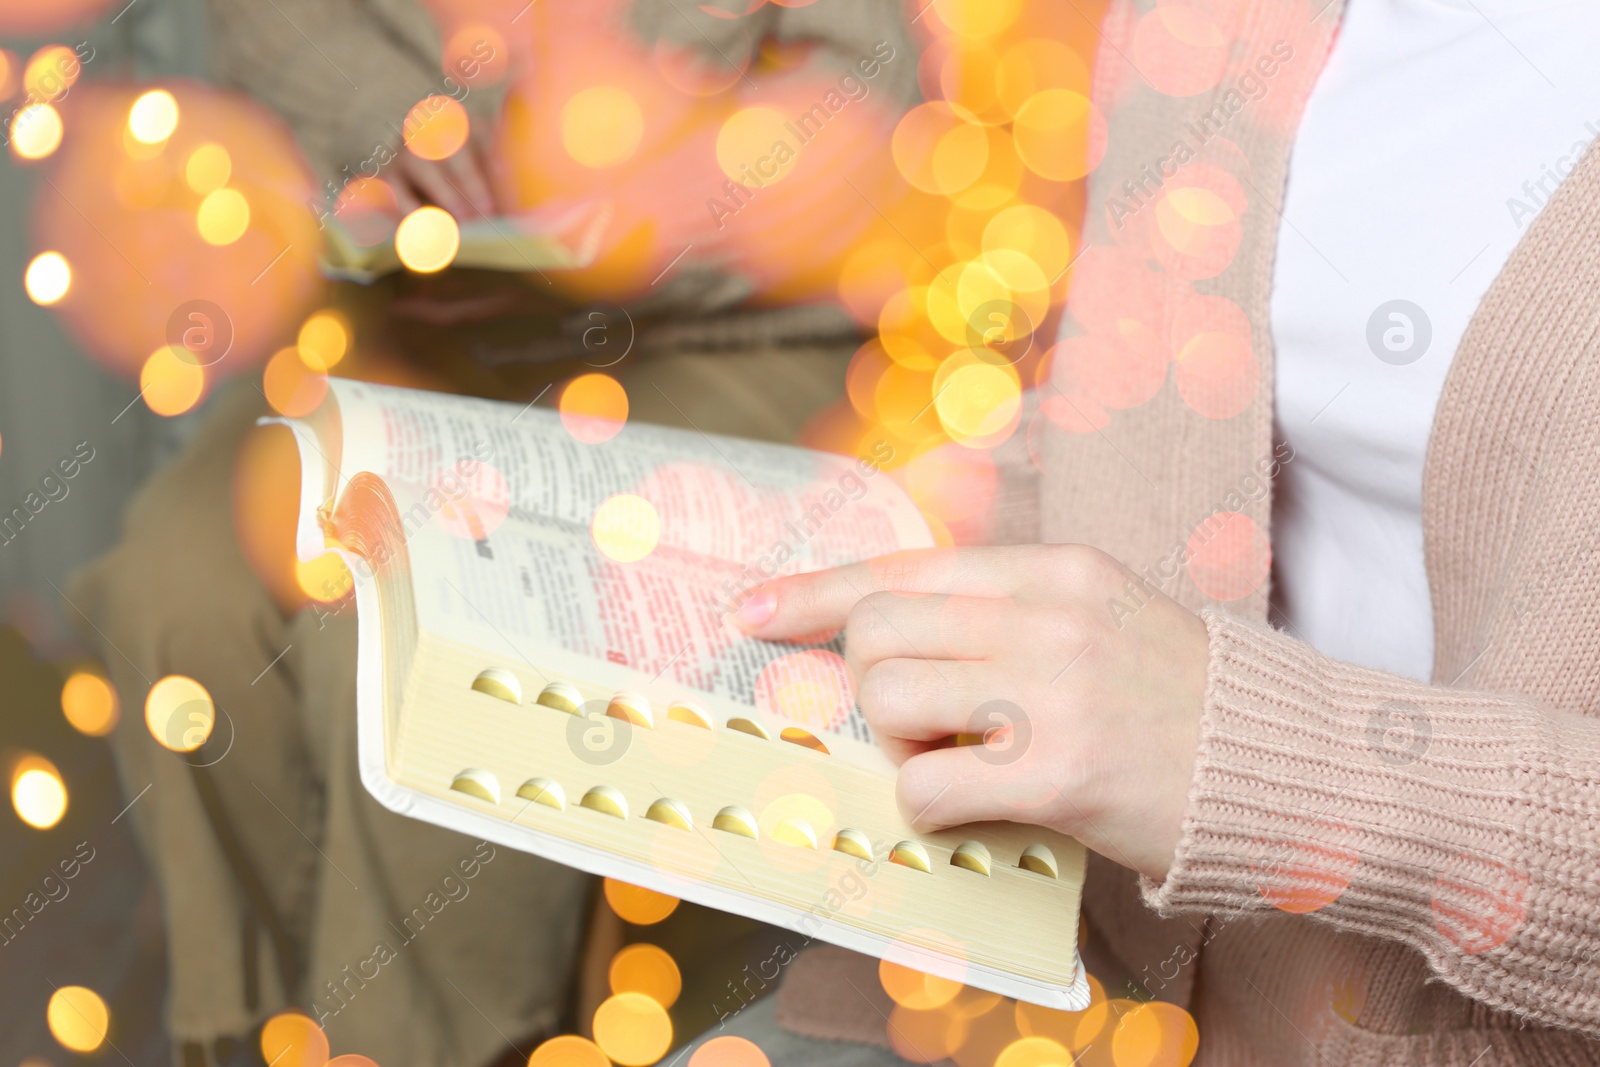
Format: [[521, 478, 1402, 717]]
[[1140, 609, 1527, 926], [1138, 608, 1600, 1034]]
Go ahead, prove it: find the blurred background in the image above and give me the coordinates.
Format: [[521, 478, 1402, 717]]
[[0, 0, 1194, 1063], [3, 5, 211, 1065]]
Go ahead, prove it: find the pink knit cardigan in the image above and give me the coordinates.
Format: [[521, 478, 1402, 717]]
[[776, 0, 1600, 1063]]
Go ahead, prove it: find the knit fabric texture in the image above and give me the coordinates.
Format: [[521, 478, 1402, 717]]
[[778, 0, 1600, 1062]]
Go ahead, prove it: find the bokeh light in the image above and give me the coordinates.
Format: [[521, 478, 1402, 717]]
[[197, 187, 251, 246], [38, 82, 323, 379], [24, 251, 72, 305], [1249, 816, 1360, 914], [885, 1000, 968, 1063], [902, 444, 996, 525], [297, 310, 350, 371], [404, 95, 471, 161], [139, 346, 206, 417], [528, 1035, 609, 1067], [950, 127, 1027, 211], [144, 674, 216, 753], [185, 143, 232, 194], [934, 358, 1022, 444], [1110, 1001, 1199, 1067], [1014, 972, 1107, 1051], [127, 88, 179, 144], [994, 1035, 1072, 1067], [593, 992, 673, 1067], [61, 671, 119, 736], [1186, 511, 1270, 602], [0, 0, 119, 35], [231, 422, 305, 615], [716, 106, 796, 186], [259, 1011, 330, 1067], [560, 373, 629, 443], [893, 102, 990, 196], [603, 878, 679, 925], [443, 23, 509, 87], [47, 986, 108, 1052], [1131, 4, 1230, 98], [562, 85, 644, 169], [296, 551, 354, 605], [488, 1, 1104, 449], [1012, 89, 1106, 181], [1051, 334, 1166, 414], [23, 44, 80, 102], [608, 942, 682, 1008], [754, 791, 835, 869], [1433, 852, 1531, 955], [754, 651, 854, 732], [262, 345, 329, 417], [654, 34, 751, 95], [12, 756, 68, 829], [838, 241, 914, 328], [688, 1036, 771, 1067], [395, 206, 461, 273], [995, 38, 1090, 117], [591, 493, 661, 563], [939, 988, 1020, 1066], [1175, 328, 1255, 419], [929, 0, 1023, 40], [983, 203, 1073, 280], [935, 45, 1007, 126], [880, 960, 962, 1011], [12, 103, 63, 159], [1133, 164, 1246, 280], [331, 176, 401, 247]]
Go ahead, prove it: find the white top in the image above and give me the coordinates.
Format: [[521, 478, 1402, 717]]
[[1269, 0, 1600, 682]]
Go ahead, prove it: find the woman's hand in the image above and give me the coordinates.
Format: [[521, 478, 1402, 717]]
[[731, 545, 1211, 881]]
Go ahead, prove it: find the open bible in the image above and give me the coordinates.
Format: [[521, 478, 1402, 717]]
[[277, 378, 1089, 1010], [319, 200, 610, 283]]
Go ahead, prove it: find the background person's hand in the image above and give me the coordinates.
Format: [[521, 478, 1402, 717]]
[[390, 123, 499, 219], [731, 545, 1211, 881], [383, 123, 521, 326]]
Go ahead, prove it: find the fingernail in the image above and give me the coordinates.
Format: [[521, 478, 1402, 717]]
[[734, 589, 776, 630]]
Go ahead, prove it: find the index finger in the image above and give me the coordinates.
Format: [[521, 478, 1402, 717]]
[[442, 148, 496, 218], [400, 156, 472, 219], [730, 547, 1023, 640]]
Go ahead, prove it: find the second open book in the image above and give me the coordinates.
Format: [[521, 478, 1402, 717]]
[[277, 378, 1089, 1010]]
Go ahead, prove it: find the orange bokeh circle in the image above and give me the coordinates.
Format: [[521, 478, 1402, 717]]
[[1186, 510, 1270, 603]]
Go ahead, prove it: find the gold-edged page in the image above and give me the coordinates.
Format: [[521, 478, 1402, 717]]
[[265, 391, 345, 562]]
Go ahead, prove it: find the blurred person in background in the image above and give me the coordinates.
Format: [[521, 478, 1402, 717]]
[[66, 2, 922, 1065]]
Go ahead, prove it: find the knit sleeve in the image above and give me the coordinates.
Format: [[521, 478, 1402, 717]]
[[202, 0, 444, 186], [958, 389, 1042, 547], [1144, 609, 1600, 1034]]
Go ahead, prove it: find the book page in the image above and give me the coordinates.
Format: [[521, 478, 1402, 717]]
[[392, 494, 894, 771], [314, 379, 935, 775], [326, 378, 930, 568], [321, 200, 608, 283]]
